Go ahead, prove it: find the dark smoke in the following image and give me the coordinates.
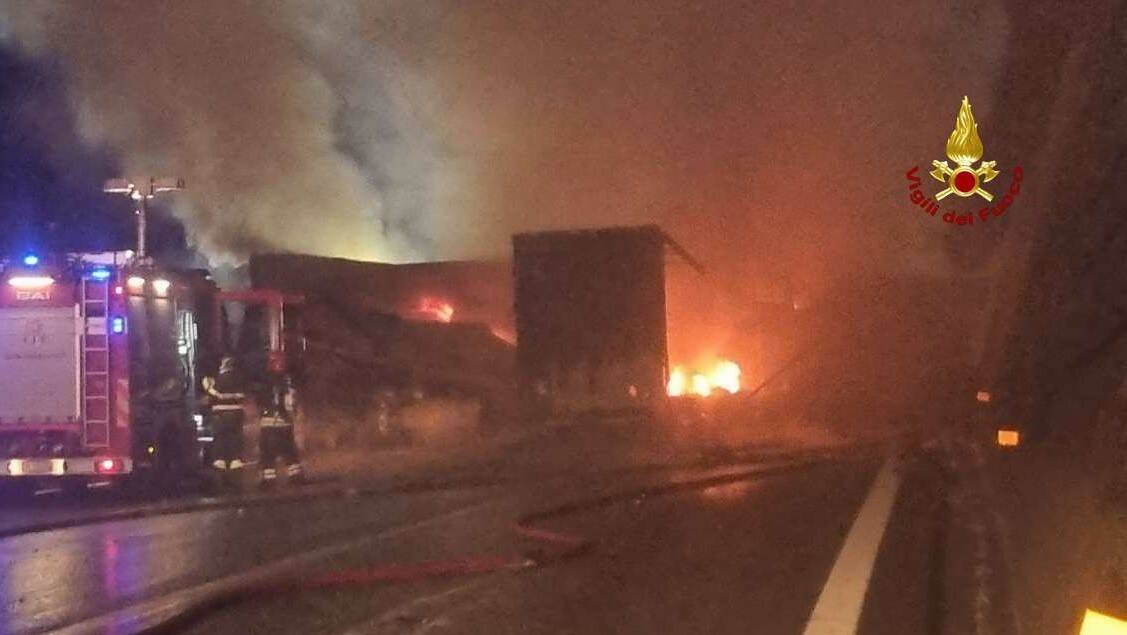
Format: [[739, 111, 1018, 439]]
[[378, 0, 1011, 295], [2, 0, 1009, 289]]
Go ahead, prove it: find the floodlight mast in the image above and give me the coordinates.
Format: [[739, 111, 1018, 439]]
[[102, 177, 185, 263]]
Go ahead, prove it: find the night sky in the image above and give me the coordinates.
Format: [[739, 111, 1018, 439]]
[[0, 44, 187, 258]]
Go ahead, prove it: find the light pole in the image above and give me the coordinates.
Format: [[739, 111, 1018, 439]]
[[103, 177, 185, 262]]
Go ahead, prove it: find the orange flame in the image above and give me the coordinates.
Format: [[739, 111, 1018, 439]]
[[667, 359, 741, 396], [415, 297, 455, 323], [667, 367, 688, 397], [691, 373, 712, 397]]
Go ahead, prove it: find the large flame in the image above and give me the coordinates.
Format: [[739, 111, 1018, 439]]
[[667, 359, 742, 396], [945, 96, 984, 166], [711, 360, 741, 394], [668, 367, 688, 396]]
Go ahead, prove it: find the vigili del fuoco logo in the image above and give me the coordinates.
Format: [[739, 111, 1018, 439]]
[[906, 96, 1023, 227]]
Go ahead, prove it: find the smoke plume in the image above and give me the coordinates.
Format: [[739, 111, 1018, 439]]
[[1, 0, 1009, 288], [0, 0, 449, 263]]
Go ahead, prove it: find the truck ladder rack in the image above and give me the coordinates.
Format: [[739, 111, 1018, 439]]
[[81, 278, 111, 447]]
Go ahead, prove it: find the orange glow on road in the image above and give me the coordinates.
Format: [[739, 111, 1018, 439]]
[[667, 359, 742, 396], [700, 480, 757, 502], [490, 326, 516, 345]]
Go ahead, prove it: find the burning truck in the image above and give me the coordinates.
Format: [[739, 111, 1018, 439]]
[[247, 254, 516, 447], [512, 224, 737, 420]]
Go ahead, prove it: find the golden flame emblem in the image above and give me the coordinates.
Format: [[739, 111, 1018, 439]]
[[930, 96, 999, 201]]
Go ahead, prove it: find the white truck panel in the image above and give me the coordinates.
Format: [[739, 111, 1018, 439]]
[[0, 306, 81, 423]]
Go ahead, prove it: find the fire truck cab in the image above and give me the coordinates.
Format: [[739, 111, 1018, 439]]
[[0, 251, 217, 491]]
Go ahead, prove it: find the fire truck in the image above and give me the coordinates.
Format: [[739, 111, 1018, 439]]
[[0, 251, 221, 491]]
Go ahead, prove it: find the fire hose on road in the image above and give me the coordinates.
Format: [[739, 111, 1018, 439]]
[[304, 455, 844, 588], [135, 454, 846, 634]]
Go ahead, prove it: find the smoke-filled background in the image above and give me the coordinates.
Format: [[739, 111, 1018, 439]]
[[0, 0, 1008, 282]]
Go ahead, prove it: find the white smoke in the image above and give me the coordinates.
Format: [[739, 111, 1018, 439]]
[[0, 0, 449, 264]]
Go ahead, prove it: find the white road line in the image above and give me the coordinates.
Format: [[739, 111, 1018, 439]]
[[340, 579, 488, 635], [47, 500, 497, 635], [802, 456, 902, 635]]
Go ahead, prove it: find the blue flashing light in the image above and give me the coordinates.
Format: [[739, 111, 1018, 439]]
[[22, 254, 39, 267], [90, 268, 112, 281], [111, 316, 126, 335]]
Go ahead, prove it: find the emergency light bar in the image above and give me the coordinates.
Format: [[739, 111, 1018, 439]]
[[7, 276, 54, 289]]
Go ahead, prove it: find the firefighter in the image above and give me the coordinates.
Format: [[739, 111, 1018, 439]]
[[258, 373, 304, 487], [202, 355, 248, 475]]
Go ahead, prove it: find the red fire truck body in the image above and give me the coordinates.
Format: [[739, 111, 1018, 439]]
[[0, 251, 217, 487]]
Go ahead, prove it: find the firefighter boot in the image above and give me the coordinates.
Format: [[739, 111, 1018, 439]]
[[218, 459, 244, 492], [258, 467, 277, 490], [286, 463, 305, 486]]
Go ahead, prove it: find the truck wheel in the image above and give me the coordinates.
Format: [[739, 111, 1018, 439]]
[[125, 453, 182, 500], [62, 478, 92, 500], [148, 422, 192, 497], [0, 479, 33, 504]]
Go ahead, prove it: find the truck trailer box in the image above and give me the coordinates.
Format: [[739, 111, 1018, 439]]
[[513, 225, 671, 418]]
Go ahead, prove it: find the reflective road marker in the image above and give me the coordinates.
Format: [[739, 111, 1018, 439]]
[[1080, 609, 1127, 634]]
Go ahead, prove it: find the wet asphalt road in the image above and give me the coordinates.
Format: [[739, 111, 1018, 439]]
[[0, 448, 911, 635]]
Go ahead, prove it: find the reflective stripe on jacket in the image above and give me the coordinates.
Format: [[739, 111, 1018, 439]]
[[203, 375, 246, 410]]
